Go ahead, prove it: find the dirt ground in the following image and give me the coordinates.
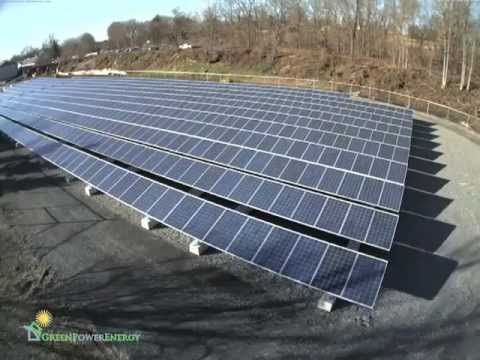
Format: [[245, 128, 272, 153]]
[[0, 113, 479, 359]]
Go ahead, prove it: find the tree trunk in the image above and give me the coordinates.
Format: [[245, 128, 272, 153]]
[[351, 0, 360, 60], [441, 23, 451, 90], [466, 38, 476, 91], [460, 35, 467, 90]]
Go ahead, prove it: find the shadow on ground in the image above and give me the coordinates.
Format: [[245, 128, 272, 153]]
[[386, 118, 457, 300]]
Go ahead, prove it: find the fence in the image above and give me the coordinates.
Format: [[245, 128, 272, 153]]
[[126, 70, 480, 133]]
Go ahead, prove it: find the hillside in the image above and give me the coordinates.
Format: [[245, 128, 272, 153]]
[[59, 47, 480, 118]]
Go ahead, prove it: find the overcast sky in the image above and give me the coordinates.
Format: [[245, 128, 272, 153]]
[[0, 0, 204, 61]]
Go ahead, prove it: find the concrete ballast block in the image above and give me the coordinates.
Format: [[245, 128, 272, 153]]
[[317, 293, 337, 312], [141, 216, 157, 230], [189, 240, 209, 256], [84, 185, 98, 197]]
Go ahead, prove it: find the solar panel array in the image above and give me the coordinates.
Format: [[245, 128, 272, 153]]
[[0, 77, 413, 308]]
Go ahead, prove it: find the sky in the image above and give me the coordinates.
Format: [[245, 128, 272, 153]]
[[0, 0, 205, 61]]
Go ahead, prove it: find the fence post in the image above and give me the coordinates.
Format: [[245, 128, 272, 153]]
[[427, 102, 430, 114], [407, 95, 411, 109], [446, 108, 450, 120], [349, 83, 353, 94], [368, 86, 372, 99]]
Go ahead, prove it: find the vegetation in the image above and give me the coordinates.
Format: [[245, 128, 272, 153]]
[[7, 0, 480, 114]]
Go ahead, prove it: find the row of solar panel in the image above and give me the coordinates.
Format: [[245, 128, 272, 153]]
[[0, 116, 387, 308], [11, 86, 413, 148], [3, 107, 398, 250], [129, 77, 413, 117], [25, 79, 411, 132], [32, 77, 411, 121], [2, 96, 410, 189], [7, 89, 413, 171], [4, 94, 412, 179], [22, 82, 411, 132], [0, 101, 406, 211]]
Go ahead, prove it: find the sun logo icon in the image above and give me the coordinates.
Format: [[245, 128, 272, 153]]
[[35, 310, 53, 328]]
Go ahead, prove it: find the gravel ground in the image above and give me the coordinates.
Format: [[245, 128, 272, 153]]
[[0, 113, 479, 359]]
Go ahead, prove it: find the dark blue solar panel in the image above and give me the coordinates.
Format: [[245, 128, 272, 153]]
[[370, 158, 389, 178], [246, 152, 272, 173], [149, 189, 184, 221], [216, 146, 240, 163], [318, 168, 343, 193], [253, 228, 298, 272], [211, 170, 243, 197], [109, 173, 138, 198], [311, 246, 356, 295], [204, 211, 247, 250], [262, 155, 289, 178], [183, 203, 224, 239], [352, 154, 373, 174], [228, 219, 270, 260], [302, 144, 324, 162], [248, 181, 283, 211], [230, 148, 255, 167], [281, 236, 327, 283], [340, 205, 374, 241], [79, 160, 103, 179], [230, 176, 262, 203], [379, 182, 403, 211], [298, 164, 325, 188], [97, 168, 125, 192], [272, 138, 293, 154], [287, 141, 308, 158], [316, 199, 350, 233], [342, 255, 386, 307], [358, 178, 383, 205], [280, 159, 306, 183], [132, 183, 168, 212], [164, 195, 204, 229], [165, 158, 193, 180], [292, 193, 326, 226], [335, 151, 356, 170], [203, 142, 226, 160], [270, 187, 304, 217], [387, 162, 407, 183], [179, 161, 209, 184], [120, 177, 151, 204], [367, 211, 398, 249], [194, 166, 225, 191], [319, 148, 340, 166]]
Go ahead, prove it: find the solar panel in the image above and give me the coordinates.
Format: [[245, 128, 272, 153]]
[[0, 117, 387, 308], [1, 107, 398, 250], [0, 98, 408, 211], [13, 81, 413, 143], [26, 77, 412, 120]]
